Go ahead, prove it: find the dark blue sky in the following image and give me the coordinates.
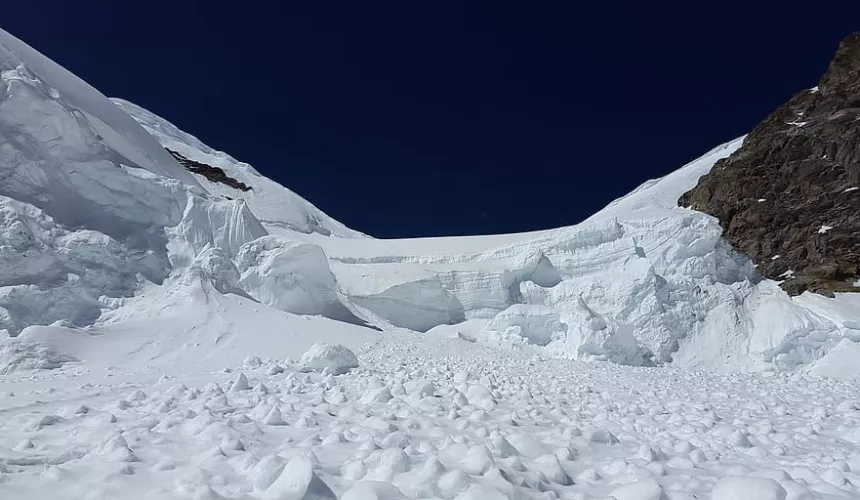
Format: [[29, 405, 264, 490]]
[[4, 2, 860, 237]]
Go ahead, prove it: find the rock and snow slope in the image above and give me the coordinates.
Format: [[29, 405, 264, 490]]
[[3, 23, 860, 371], [112, 98, 366, 239], [3, 24, 860, 500]]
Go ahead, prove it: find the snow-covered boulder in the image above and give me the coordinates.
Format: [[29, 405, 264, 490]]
[[482, 304, 566, 346], [300, 343, 359, 375], [235, 236, 342, 316]]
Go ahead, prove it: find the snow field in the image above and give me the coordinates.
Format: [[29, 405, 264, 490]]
[[2, 335, 860, 500]]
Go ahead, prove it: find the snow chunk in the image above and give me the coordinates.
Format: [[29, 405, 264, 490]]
[[609, 478, 664, 500], [361, 386, 394, 404], [261, 454, 336, 500], [482, 304, 566, 346], [464, 384, 496, 410], [554, 296, 654, 366], [0, 335, 76, 373], [236, 236, 355, 321], [711, 476, 786, 500], [229, 372, 250, 392], [808, 339, 860, 380], [300, 343, 358, 375]]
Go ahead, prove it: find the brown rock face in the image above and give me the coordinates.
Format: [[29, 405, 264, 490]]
[[679, 33, 860, 297], [166, 149, 252, 192]]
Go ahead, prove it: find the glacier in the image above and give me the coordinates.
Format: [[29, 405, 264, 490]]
[[3, 25, 860, 500], [0, 18, 859, 372]]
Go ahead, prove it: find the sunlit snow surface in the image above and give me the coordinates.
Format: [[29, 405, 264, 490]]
[[3, 25, 860, 500], [3, 335, 860, 499]]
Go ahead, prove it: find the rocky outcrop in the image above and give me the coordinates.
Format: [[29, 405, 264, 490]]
[[166, 149, 252, 191], [679, 33, 860, 297]]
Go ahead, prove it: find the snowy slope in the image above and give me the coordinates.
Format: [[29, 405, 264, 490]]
[[0, 30, 200, 189], [0, 28, 201, 336], [112, 98, 366, 239], [270, 137, 860, 371]]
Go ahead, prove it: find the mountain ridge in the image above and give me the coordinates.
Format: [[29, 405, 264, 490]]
[[0, 25, 859, 375], [680, 32, 860, 297]]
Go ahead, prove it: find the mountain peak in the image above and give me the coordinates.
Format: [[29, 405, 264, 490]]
[[680, 33, 860, 296], [819, 32, 860, 96]]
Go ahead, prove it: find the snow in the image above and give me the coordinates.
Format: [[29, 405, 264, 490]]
[[608, 477, 664, 500], [0, 29, 200, 189], [482, 304, 566, 346], [711, 477, 787, 500], [235, 236, 347, 318], [807, 339, 860, 380], [3, 24, 860, 500], [350, 278, 466, 332], [299, 343, 359, 375], [112, 98, 364, 239], [3, 333, 860, 499]]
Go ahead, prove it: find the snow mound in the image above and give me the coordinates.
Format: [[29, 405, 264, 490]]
[[711, 477, 787, 500], [300, 343, 359, 375], [261, 454, 336, 500], [0, 334, 76, 373]]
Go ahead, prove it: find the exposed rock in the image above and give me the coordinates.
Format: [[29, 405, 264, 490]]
[[679, 33, 860, 296], [166, 149, 252, 192]]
